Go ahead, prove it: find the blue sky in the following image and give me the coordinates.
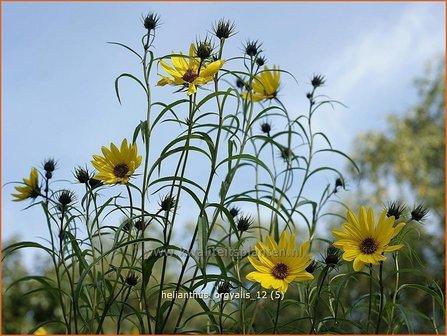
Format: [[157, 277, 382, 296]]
[[2, 2, 445, 269]]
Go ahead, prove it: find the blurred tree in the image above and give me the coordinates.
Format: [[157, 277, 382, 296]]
[[2, 237, 33, 333], [344, 57, 445, 333], [2, 237, 60, 334]]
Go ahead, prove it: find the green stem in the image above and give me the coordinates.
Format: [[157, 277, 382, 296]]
[[375, 262, 384, 334], [219, 297, 224, 334], [290, 88, 316, 244], [273, 295, 282, 334], [83, 184, 99, 329], [309, 265, 329, 334], [432, 295, 439, 334], [59, 208, 79, 333], [42, 203, 70, 332], [140, 40, 153, 336], [117, 286, 133, 334], [387, 253, 400, 333], [95, 284, 126, 333], [367, 264, 373, 333]]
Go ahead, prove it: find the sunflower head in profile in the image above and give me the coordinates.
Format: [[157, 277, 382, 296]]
[[157, 43, 225, 96], [332, 206, 405, 272], [246, 231, 314, 293], [12, 167, 41, 202], [91, 139, 142, 185], [241, 66, 281, 102]]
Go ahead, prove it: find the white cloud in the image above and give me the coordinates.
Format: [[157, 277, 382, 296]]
[[330, 4, 444, 100], [304, 4, 445, 150]]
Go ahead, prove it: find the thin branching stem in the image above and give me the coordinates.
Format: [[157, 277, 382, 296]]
[[273, 295, 282, 334], [310, 265, 329, 334], [375, 261, 384, 334], [367, 264, 373, 333]]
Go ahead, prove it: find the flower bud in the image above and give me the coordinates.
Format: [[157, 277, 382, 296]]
[[410, 204, 429, 222], [229, 206, 240, 218], [143, 12, 160, 31], [244, 40, 261, 57], [237, 215, 253, 232], [256, 55, 267, 67], [212, 19, 236, 39], [160, 195, 176, 212], [311, 74, 326, 88], [125, 272, 139, 286], [386, 201, 406, 220], [217, 281, 232, 294], [324, 246, 342, 268], [195, 40, 213, 60]]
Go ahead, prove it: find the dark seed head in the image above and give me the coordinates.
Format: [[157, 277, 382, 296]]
[[256, 55, 267, 67], [386, 201, 406, 220], [411, 204, 429, 222], [244, 40, 261, 57], [57, 190, 75, 207], [74, 166, 91, 184], [217, 281, 231, 295], [311, 74, 326, 88], [212, 19, 236, 39], [260, 121, 272, 134], [229, 206, 240, 218], [334, 177, 345, 193], [237, 215, 253, 232], [88, 178, 103, 189], [236, 78, 245, 89], [142, 12, 160, 31], [195, 39, 213, 60], [280, 147, 294, 162], [305, 260, 318, 274], [135, 219, 146, 231], [125, 272, 139, 286], [43, 158, 57, 174], [324, 246, 342, 267], [160, 195, 176, 212]]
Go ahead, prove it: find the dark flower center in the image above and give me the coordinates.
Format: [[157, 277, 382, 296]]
[[359, 237, 378, 254], [272, 263, 289, 280], [113, 163, 130, 178], [183, 68, 198, 83]]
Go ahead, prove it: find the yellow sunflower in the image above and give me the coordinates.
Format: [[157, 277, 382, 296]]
[[242, 66, 280, 101], [12, 167, 41, 201], [246, 231, 314, 293], [34, 327, 47, 335], [157, 43, 225, 96], [91, 139, 142, 184], [332, 206, 405, 272]]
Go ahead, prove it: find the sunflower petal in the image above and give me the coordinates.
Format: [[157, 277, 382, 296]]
[[353, 257, 365, 272]]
